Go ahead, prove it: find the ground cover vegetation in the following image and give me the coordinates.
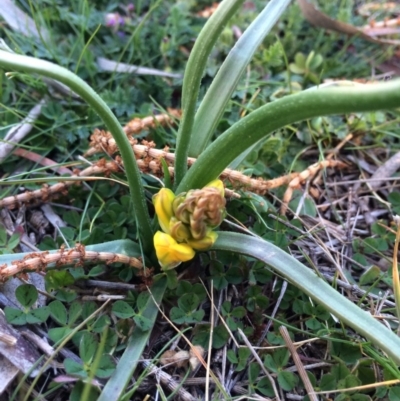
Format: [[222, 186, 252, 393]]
[[1, 0, 400, 400]]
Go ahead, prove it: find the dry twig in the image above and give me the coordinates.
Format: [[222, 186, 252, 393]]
[[0, 243, 143, 282]]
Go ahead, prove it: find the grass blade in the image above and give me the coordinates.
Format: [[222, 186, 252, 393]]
[[189, 0, 292, 157], [177, 80, 400, 192], [213, 232, 400, 365]]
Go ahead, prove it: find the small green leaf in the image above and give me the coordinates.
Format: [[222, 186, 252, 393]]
[[80, 332, 97, 364], [226, 316, 237, 331], [332, 363, 351, 380], [16, 284, 38, 308], [26, 307, 50, 324], [0, 225, 7, 245], [315, 305, 330, 320], [48, 327, 74, 343], [133, 314, 153, 331], [290, 64, 305, 75], [289, 194, 317, 217], [104, 330, 118, 353], [375, 386, 387, 399], [359, 265, 381, 286], [178, 293, 200, 313], [248, 362, 260, 382], [267, 332, 284, 345], [236, 347, 251, 371], [352, 253, 368, 267], [46, 270, 75, 291], [364, 237, 388, 253], [221, 301, 232, 314], [212, 325, 229, 349], [49, 300, 68, 325], [320, 373, 336, 391], [256, 377, 274, 397], [165, 269, 179, 289], [264, 354, 278, 373], [209, 260, 228, 290], [170, 307, 186, 324], [55, 288, 77, 302], [136, 292, 150, 311], [306, 371, 317, 387], [4, 307, 26, 325], [225, 267, 243, 284], [227, 349, 238, 364], [69, 267, 86, 280], [389, 386, 400, 401], [63, 210, 81, 228], [192, 283, 207, 301], [389, 192, 400, 206], [64, 358, 87, 378], [88, 265, 106, 277], [305, 317, 321, 330], [190, 309, 205, 322], [95, 354, 115, 378], [112, 301, 135, 319], [273, 348, 289, 368], [7, 233, 20, 250], [68, 301, 83, 326], [331, 341, 362, 364], [92, 315, 110, 333], [252, 266, 271, 284], [352, 394, 373, 401], [294, 52, 306, 68], [70, 381, 99, 401], [337, 374, 360, 389], [277, 371, 298, 391]]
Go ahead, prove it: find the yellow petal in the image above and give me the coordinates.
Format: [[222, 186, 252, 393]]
[[153, 188, 175, 233], [187, 230, 218, 251], [154, 231, 195, 270], [204, 179, 225, 197]]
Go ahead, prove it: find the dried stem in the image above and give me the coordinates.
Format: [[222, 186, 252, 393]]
[[0, 243, 143, 281]]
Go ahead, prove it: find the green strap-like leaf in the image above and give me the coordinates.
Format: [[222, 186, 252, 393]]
[[174, 0, 245, 187], [189, 0, 292, 157], [212, 232, 400, 364], [178, 80, 400, 192], [0, 50, 154, 257]]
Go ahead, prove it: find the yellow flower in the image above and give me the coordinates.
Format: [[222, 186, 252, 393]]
[[152, 188, 175, 234], [152, 180, 226, 270], [154, 231, 195, 270]]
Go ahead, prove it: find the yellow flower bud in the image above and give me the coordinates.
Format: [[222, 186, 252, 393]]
[[205, 179, 225, 197], [153, 188, 175, 234], [187, 230, 218, 251], [153, 231, 195, 270], [169, 217, 191, 242]]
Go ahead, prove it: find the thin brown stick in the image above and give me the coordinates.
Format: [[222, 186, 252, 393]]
[[0, 160, 120, 209], [85, 109, 181, 156], [279, 326, 318, 401], [237, 328, 281, 401], [141, 360, 196, 401], [281, 160, 347, 215]]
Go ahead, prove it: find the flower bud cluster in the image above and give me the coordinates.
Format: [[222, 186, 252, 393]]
[[153, 180, 226, 270]]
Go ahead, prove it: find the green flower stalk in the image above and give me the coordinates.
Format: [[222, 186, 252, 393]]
[[153, 180, 226, 270]]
